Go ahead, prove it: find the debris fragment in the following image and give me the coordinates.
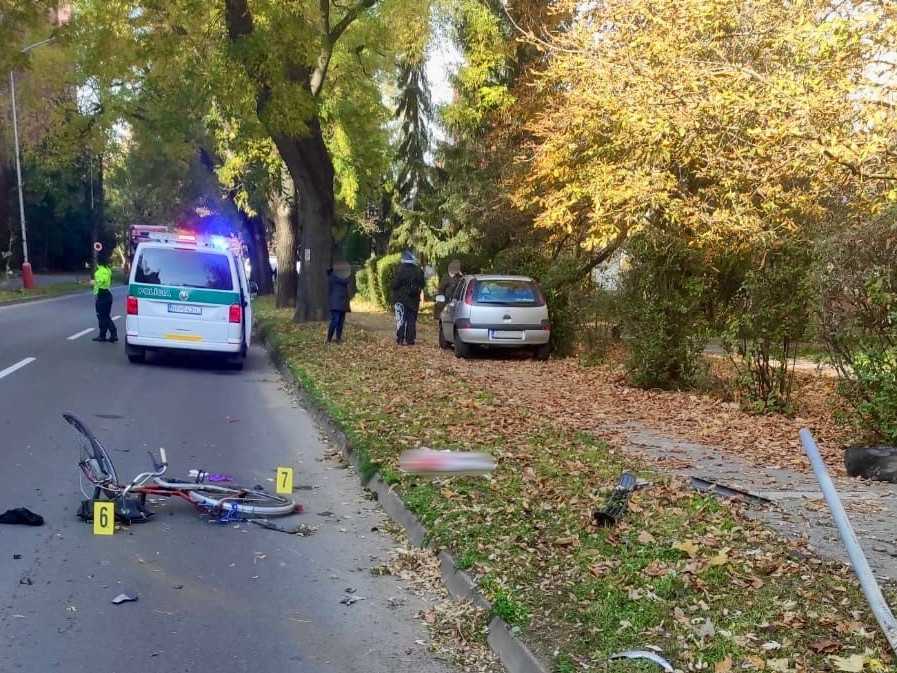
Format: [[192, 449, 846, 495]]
[[111, 593, 138, 605], [609, 650, 674, 671], [594, 472, 638, 527], [248, 519, 316, 536], [340, 595, 366, 606], [0, 507, 44, 526]]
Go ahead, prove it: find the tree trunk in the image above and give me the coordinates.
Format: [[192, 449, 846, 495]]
[[246, 213, 273, 295], [271, 121, 335, 323], [270, 181, 297, 308]]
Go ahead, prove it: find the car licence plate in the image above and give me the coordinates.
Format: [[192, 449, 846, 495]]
[[168, 303, 202, 315], [489, 329, 524, 340]]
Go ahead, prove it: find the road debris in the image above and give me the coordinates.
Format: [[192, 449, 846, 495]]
[[0, 507, 44, 526], [594, 472, 638, 527], [248, 519, 316, 536], [340, 594, 366, 606], [111, 593, 139, 605], [609, 649, 674, 671]]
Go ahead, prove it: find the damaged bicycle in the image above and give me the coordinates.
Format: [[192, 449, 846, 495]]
[[66, 413, 299, 524]]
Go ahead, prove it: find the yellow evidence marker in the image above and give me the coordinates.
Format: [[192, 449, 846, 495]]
[[93, 501, 115, 535], [276, 467, 294, 495]]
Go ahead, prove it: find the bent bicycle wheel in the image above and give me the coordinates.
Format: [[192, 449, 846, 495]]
[[64, 413, 119, 494], [188, 488, 297, 518]]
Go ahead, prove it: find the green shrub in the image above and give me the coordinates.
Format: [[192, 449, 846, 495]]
[[819, 214, 897, 442], [375, 253, 402, 309], [365, 257, 381, 305], [355, 267, 370, 302], [620, 233, 710, 389], [722, 242, 812, 413]]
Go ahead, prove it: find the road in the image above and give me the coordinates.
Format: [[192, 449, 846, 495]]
[[0, 288, 455, 673]]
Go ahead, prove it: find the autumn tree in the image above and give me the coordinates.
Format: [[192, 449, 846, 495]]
[[513, 0, 897, 267]]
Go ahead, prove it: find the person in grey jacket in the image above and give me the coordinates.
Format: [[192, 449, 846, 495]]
[[391, 250, 425, 345]]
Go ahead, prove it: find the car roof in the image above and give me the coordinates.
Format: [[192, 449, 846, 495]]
[[136, 241, 231, 255], [468, 274, 535, 282]]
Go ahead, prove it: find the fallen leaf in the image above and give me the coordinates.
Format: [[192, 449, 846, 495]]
[[673, 540, 699, 558], [715, 655, 733, 673], [638, 530, 656, 544], [766, 659, 790, 673], [708, 548, 730, 567], [810, 639, 840, 654], [829, 654, 865, 672]]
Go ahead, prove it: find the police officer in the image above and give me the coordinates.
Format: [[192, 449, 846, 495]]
[[93, 251, 118, 343]]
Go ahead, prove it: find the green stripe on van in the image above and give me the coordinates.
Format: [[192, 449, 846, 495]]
[[129, 283, 239, 305]]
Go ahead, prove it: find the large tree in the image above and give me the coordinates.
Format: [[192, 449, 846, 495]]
[[223, 0, 427, 321]]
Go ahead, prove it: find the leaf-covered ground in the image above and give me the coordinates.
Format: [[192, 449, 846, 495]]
[[256, 299, 893, 673]]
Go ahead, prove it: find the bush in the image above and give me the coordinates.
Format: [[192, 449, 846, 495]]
[[355, 267, 370, 302], [619, 233, 710, 389], [722, 242, 813, 413], [365, 257, 381, 305], [819, 214, 897, 443], [375, 253, 402, 309]]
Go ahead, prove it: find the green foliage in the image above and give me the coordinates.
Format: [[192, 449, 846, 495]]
[[620, 234, 711, 389], [375, 253, 402, 309], [365, 256, 382, 305], [355, 267, 370, 303], [722, 243, 813, 413], [819, 214, 897, 443]]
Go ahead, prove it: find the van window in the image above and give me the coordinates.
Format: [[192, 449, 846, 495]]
[[472, 279, 544, 306], [135, 248, 233, 291]]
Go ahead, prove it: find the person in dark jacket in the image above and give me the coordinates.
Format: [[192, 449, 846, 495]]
[[391, 250, 425, 346], [435, 259, 463, 321], [326, 261, 352, 343]]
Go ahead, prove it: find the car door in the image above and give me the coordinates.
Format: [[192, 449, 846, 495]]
[[442, 277, 466, 342]]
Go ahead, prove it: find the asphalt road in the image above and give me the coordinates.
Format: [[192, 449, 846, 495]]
[[0, 289, 455, 673]]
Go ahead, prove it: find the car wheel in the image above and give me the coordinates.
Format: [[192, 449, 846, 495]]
[[534, 343, 552, 361], [438, 324, 450, 350], [126, 343, 145, 364], [454, 330, 472, 359]]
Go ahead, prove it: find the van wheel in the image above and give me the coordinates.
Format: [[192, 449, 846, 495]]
[[227, 353, 245, 371], [454, 330, 472, 359], [534, 344, 552, 361], [126, 344, 145, 364], [438, 324, 450, 350]]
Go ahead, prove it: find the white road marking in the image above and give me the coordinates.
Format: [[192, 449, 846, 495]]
[[112, 315, 121, 321], [0, 357, 36, 380], [67, 328, 94, 341]]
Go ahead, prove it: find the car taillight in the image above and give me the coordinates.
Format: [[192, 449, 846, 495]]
[[464, 281, 476, 305], [127, 296, 138, 315], [541, 319, 551, 331], [229, 304, 242, 324], [456, 318, 472, 329]]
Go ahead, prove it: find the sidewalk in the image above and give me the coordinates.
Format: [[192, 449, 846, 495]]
[[0, 271, 89, 291]]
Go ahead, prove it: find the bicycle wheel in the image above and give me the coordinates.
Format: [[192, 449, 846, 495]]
[[64, 413, 119, 495], [187, 487, 297, 518]]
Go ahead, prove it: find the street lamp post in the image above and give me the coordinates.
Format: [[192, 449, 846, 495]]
[[8, 37, 55, 289]]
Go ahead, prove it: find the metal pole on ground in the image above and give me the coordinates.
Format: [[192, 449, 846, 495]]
[[800, 428, 897, 655]]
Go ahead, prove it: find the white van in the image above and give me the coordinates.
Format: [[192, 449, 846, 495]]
[[125, 234, 255, 369]]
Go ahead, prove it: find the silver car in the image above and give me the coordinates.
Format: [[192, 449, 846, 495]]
[[436, 274, 552, 360]]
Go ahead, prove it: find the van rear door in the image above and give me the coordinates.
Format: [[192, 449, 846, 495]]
[[130, 247, 239, 345]]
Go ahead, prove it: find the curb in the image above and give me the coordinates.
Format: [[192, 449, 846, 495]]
[[258, 323, 550, 673]]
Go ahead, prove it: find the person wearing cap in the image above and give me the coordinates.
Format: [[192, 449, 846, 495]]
[[92, 251, 118, 343], [391, 250, 425, 346], [435, 259, 463, 321], [326, 261, 352, 344]]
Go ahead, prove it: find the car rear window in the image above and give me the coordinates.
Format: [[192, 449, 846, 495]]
[[134, 248, 233, 291], [472, 279, 544, 306]]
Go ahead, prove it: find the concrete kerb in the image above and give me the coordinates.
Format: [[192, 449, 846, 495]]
[[258, 325, 550, 673]]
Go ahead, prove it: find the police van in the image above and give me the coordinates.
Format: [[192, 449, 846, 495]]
[[125, 233, 256, 369]]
